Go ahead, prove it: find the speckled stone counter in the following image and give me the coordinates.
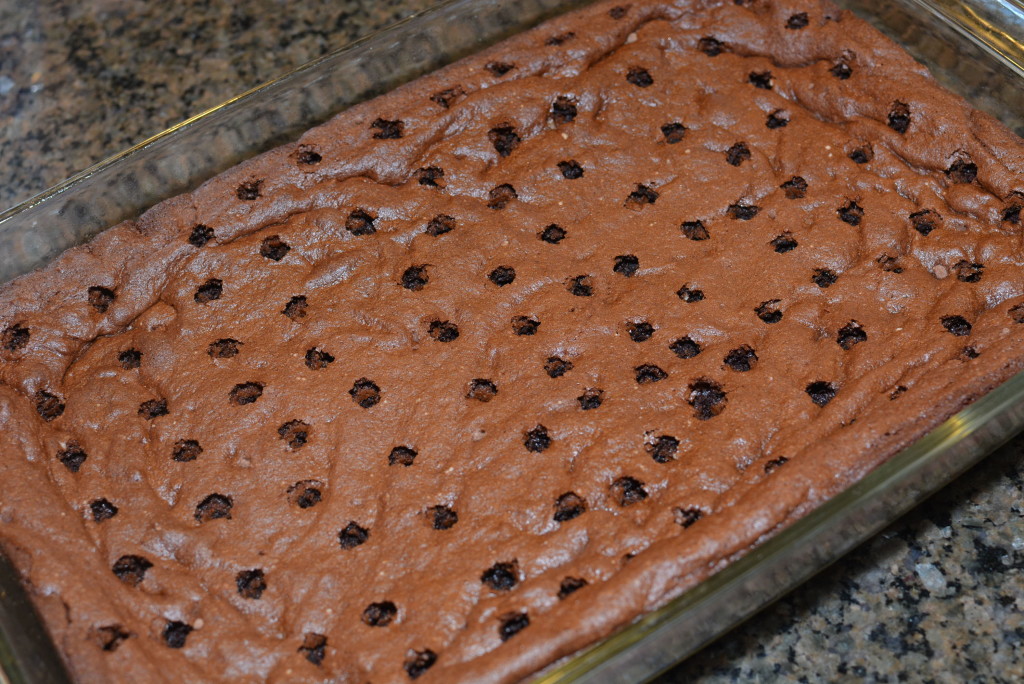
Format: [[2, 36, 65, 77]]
[[2, 1, 1023, 681]]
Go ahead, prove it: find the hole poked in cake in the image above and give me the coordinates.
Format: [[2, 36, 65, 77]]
[[625, 183, 659, 207], [195, 493, 233, 522], [512, 315, 540, 336], [236, 569, 267, 599], [557, 160, 584, 179], [786, 12, 809, 29], [299, 633, 327, 666], [766, 111, 789, 129], [524, 425, 552, 452], [661, 122, 686, 143], [282, 295, 308, 320], [229, 382, 264, 405], [806, 381, 837, 407], [112, 554, 152, 586], [207, 338, 242, 359], [877, 255, 904, 273], [626, 66, 654, 88], [646, 434, 679, 463], [305, 347, 334, 370], [1, 323, 29, 352], [488, 124, 521, 157], [725, 143, 751, 167], [812, 268, 838, 288], [544, 356, 573, 377], [909, 209, 941, 236], [162, 621, 192, 649], [428, 504, 458, 530], [848, 144, 873, 164], [781, 176, 807, 199], [551, 95, 578, 124], [946, 159, 978, 184], [194, 278, 223, 304], [236, 179, 263, 201], [415, 166, 445, 187], [260, 236, 291, 261], [362, 601, 398, 627], [627, 321, 655, 342], [669, 336, 701, 359], [953, 260, 984, 283], [674, 507, 703, 528], [831, 60, 853, 79], [481, 560, 519, 591], [688, 378, 726, 419], [345, 209, 376, 236], [680, 220, 709, 241], [485, 61, 515, 77], [558, 576, 588, 599], [545, 31, 576, 46], [611, 476, 648, 506], [755, 300, 783, 324], [488, 184, 518, 210], [577, 388, 604, 410], [566, 275, 594, 298], [90, 498, 118, 522], [1009, 303, 1024, 324], [540, 224, 567, 243], [634, 364, 667, 383], [488, 266, 516, 287], [770, 233, 798, 253], [697, 36, 724, 56], [609, 5, 628, 19], [499, 612, 530, 641], [837, 321, 868, 349], [172, 439, 203, 462], [748, 71, 773, 89], [614, 254, 639, 276], [727, 203, 759, 220], [554, 492, 587, 521], [887, 101, 911, 134], [837, 200, 864, 226], [431, 85, 465, 109], [764, 457, 789, 474], [339, 521, 370, 549], [388, 446, 418, 467], [371, 118, 404, 139], [350, 378, 381, 408], [288, 480, 323, 509], [402, 265, 429, 291], [87, 286, 116, 313], [278, 420, 311, 449], [94, 625, 131, 651], [295, 145, 322, 166], [724, 345, 757, 372], [188, 224, 214, 247], [118, 348, 142, 369], [58, 442, 87, 472], [36, 390, 65, 421], [404, 649, 437, 679], [429, 319, 460, 342], [941, 315, 972, 336], [467, 379, 498, 402], [677, 284, 705, 302], [138, 399, 169, 420]]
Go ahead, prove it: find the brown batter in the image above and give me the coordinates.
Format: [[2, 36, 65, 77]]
[[2, 0, 1024, 682]]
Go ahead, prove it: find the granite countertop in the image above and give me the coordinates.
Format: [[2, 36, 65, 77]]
[[2, 1, 1023, 681]]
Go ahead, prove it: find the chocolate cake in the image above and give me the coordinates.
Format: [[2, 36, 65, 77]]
[[2, 0, 1024, 681]]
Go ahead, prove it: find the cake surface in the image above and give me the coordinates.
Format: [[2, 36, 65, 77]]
[[2, 0, 1024, 682]]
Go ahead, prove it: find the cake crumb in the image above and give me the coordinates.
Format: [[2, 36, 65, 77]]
[[933, 265, 949, 279], [626, 32, 638, 43]]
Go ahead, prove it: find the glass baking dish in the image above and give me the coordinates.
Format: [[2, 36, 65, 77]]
[[2, 0, 1023, 682]]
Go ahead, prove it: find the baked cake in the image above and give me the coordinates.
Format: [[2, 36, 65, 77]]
[[2, 0, 1024, 681]]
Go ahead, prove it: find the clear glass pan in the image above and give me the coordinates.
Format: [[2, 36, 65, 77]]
[[2, 0, 1023, 682]]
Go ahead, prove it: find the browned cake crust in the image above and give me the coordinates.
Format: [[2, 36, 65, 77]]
[[3, 0, 1024, 681]]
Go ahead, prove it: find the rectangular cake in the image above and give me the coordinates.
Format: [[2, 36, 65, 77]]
[[2, 0, 1024, 682]]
